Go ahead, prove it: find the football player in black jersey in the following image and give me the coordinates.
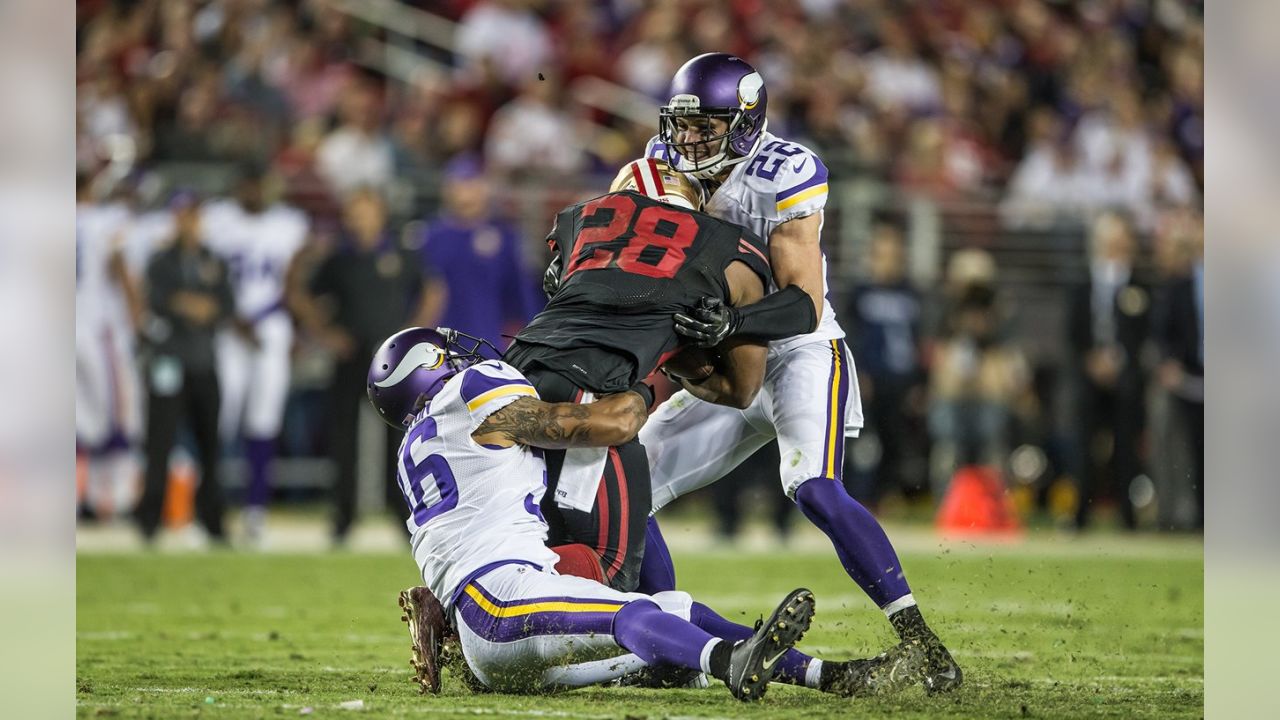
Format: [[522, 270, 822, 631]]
[[504, 159, 811, 593]]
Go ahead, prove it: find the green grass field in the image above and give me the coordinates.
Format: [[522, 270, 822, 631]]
[[76, 538, 1202, 719]]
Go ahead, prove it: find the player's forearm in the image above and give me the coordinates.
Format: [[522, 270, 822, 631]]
[[678, 372, 756, 409], [680, 342, 764, 409], [769, 214, 826, 321], [731, 285, 817, 341], [475, 393, 648, 449]]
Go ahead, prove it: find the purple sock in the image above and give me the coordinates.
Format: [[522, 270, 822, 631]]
[[637, 516, 676, 594], [690, 601, 812, 685], [795, 478, 911, 608], [244, 437, 275, 508], [613, 600, 715, 671]]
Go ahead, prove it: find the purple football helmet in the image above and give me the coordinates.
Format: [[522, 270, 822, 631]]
[[659, 53, 768, 179], [367, 327, 500, 428]]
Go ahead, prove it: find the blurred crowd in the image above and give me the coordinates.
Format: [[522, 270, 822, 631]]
[[77, 0, 1202, 221], [75, 0, 1204, 542]]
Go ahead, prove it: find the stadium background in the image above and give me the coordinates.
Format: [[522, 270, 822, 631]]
[[75, 1, 1204, 716]]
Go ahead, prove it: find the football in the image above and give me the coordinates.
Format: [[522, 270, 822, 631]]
[[662, 346, 716, 380]]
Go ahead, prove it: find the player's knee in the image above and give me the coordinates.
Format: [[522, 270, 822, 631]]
[[614, 597, 662, 627], [793, 476, 858, 521]]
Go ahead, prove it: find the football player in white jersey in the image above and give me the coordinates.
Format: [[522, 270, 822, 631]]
[[75, 174, 154, 519], [202, 169, 309, 545], [639, 53, 962, 693], [366, 327, 847, 701]]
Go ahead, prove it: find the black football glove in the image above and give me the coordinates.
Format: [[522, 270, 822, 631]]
[[542, 254, 563, 299], [674, 297, 741, 348]]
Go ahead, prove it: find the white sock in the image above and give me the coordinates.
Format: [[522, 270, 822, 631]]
[[882, 593, 917, 619], [698, 638, 723, 674], [804, 658, 824, 688]]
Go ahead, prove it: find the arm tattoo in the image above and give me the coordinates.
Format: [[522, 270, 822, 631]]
[[618, 393, 647, 429], [475, 396, 599, 449]]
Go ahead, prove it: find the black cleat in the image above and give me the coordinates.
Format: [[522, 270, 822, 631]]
[[821, 640, 929, 697], [723, 588, 816, 702], [399, 586, 448, 694], [889, 604, 963, 694], [920, 634, 963, 694]]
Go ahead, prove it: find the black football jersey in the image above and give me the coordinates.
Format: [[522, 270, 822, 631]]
[[505, 191, 772, 393]]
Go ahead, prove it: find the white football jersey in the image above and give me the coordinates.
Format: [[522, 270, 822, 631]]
[[401, 360, 560, 608], [76, 201, 134, 335], [646, 130, 844, 355], [201, 200, 308, 322]]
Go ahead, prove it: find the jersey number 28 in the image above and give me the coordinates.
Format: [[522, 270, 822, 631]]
[[565, 194, 698, 280]]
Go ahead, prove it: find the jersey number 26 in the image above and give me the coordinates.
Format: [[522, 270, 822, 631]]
[[398, 417, 458, 525]]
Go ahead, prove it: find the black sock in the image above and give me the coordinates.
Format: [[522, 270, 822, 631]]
[[889, 605, 933, 642], [707, 640, 734, 681]]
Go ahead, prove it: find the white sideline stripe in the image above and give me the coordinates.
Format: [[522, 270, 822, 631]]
[[133, 687, 279, 695]]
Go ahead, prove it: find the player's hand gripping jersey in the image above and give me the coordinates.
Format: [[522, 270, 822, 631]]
[[399, 360, 559, 608], [509, 190, 770, 393], [646, 131, 842, 355]]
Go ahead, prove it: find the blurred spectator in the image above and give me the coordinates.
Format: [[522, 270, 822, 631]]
[[135, 193, 234, 545], [77, 70, 138, 163], [553, 0, 614, 85], [290, 189, 442, 544], [615, 6, 685, 100], [1000, 106, 1095, 228], [928, 247, 998, 339], [1152, 210, 1203, 529], [273, 117, 340, 223], [929, 267, 1034, 495], [1065, 212, 1150, 530], [1148, 209, 1200, 530], [203, 166, 310, 547], [316, 81, 393, 196], [270, 33, 353, 121], [485, 73, 586, 178], [844, 221, 927, 501], [428, 95, 490, 166], [1073, 87, 1152, 212], [863, 14, 940, 114], [417, 155, 541, 348], [455, 0, 552, 86]]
